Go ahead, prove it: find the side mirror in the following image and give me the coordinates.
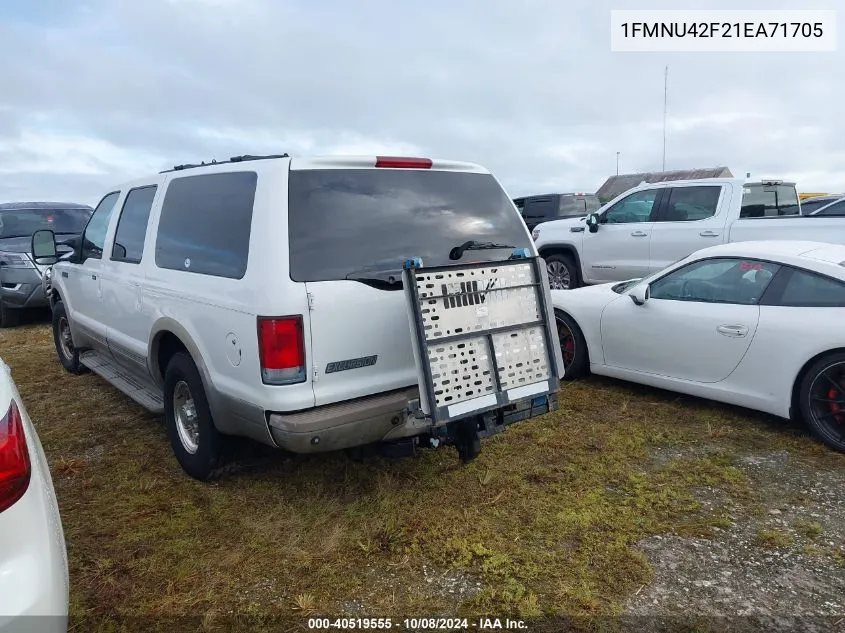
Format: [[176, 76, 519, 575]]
[[113, 243, 127, 260], [586, 213, 600, 233], [629, 284, 650, 306], [31, 229, 58, 264]]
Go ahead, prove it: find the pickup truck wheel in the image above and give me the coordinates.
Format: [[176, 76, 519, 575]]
[[164, 352, 229, 481], [0, 299, 20, 328], [799, 352, 845, 454], [545, 254, 579, 290], [51, 301, 87, 374], [555, 310, 589, 380]]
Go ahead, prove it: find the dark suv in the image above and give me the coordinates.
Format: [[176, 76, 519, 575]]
[[0, 201, 92, 327], [513, 193, 601, 230]]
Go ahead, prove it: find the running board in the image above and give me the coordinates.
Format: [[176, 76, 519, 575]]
[[79, 350, 164, 414]]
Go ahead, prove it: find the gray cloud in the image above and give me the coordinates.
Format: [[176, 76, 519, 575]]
[[0, 0, 842, 205]]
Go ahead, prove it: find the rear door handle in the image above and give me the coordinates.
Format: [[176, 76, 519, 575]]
[[717, 324, 748, 337], [630, 230, 648, 237], [700, 230, 720, 237], [91, 274, 97, 280]]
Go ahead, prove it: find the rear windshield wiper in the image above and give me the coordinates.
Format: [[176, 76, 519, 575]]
[[448, 240, 517, 261], [344, 264, 404, 290]]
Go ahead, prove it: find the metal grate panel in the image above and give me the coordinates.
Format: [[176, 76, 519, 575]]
[[403, 256, 563, 423]]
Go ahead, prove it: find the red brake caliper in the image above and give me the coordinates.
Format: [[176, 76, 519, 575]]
[[829, 387, 844, 424]]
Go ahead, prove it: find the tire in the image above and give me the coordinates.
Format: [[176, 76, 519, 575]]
[[545, 253, 580, 290], [163, 352, 229, 481], [52, 301, 87, 374], [798, 351, 845, 453], [555, 309, 589, 380], [0, 299, 20, 328]]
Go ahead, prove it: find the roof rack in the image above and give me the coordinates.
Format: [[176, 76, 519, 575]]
[[160, 153, 290, 173]]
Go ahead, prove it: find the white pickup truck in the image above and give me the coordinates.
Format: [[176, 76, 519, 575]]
[[532, 178, 845, 289]]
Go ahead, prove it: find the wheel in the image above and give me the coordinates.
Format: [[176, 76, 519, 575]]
[[52, 301, 87, 374], [799, 352, 845, 453], [545, 254, 579, 290], [555, 309, 589, 380], [0, 299, 20, 328], [163, 352, 229, 481]]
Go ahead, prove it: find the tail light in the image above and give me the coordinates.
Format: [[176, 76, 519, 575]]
[[0, 400, 31, 513], [375, 156, 433, 169], [257, 316, 306, 385]]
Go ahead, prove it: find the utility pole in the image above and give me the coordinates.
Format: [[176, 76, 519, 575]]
[[616, 151, 620, 175], [662, 65, 668, 172]]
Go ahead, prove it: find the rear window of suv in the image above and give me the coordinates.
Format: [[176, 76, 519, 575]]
[[559, 194, 600, 217], [740, 184, 800, 218], [288, 169, 532, 282]]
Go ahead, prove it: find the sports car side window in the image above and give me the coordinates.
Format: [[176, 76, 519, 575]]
[[649, 257, 780, 305], [772, 268, 845, 307]]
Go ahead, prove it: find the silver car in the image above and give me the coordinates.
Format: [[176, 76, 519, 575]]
[[0, 202, 92, 327]]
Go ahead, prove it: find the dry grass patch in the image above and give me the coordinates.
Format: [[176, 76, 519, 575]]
[[1, 321, 842, 628]]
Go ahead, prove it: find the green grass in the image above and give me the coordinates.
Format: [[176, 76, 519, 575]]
[[1, 321, 842, 629]]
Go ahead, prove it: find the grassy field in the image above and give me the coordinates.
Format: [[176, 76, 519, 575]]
[[2, 321, 843, 631]]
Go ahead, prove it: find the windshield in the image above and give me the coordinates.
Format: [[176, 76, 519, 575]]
[[801, 197, 840, 215], [0, 207, 92, 238], [740, 184, 800, 218], [288, 169, 533, 282]]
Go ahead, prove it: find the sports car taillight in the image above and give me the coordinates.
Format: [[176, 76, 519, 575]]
[[0, 400, 31, 513]]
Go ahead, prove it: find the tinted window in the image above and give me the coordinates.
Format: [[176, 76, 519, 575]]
[[513, 199, 525, 214], [661, 186, 721, 221], [740, 184, 800, 218], [111, 186, 157, 263], [523, 197, 556, 220], [288, 169, 532, 283], [650, 257, 780, 304], [800, 197, 838, 215], [814, 200, 845, 216], [83, 192, 120, 259], [155, 172, 256, 279], [559, 196, 587, 217], [584, 196, 601, 213], [0, 207, 92, 238], [603, 189, 659, 224], [775, 268, 845, 307]]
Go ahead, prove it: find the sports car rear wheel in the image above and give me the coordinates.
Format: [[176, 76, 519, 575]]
[[555, 310, 588, 380], [800, 352, 845, 453]]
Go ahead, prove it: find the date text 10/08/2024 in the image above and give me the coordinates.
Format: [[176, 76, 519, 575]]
[[307, 617, 528, 630]]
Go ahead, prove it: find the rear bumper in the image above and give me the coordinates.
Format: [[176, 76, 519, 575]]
[[266, 386, 559, 454], [267, 387, 422, 453]]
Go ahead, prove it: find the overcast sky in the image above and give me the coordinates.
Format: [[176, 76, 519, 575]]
[[0, 0, 842, 205]]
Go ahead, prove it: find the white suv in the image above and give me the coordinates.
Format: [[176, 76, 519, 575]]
[[32, 154, 560, 481]]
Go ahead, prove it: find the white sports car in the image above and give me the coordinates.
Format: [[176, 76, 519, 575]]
[[551, 240, 845, 453], [0, 357, 68, 630]]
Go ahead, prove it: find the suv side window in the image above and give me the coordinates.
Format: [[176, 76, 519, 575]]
[[82, 192, 120, 260], [155, 171, 257, 279], [767, 268, 845, 307], [650, 257, 780, 304], [111, 185, 157, 263], [660, 185, 721, 222], [602, 189, 660, 224]]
